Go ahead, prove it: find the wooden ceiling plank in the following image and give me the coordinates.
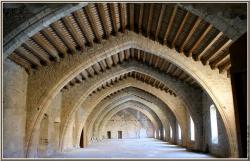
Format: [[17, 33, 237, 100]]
[[92, 63, 101, 74], [171, 11, 190, 48], [109, 3, 118, 35], [155, 4, 166, 41], [9, 53, 32, 71], [203, 39, 232, 65], [81, 70, 89, 80], [23, 41, 50, 63], [51, 21, 76, 53], [129, 3, 134, 31], [73, 10, 94, 46], [32, 34, 60, 61], [85, 5, 102, 43], [41, 28, 67, 57], [146, 4, 154, 37], [196, 31, 223, 61], [187, 24, 213, 57], [138, 4, 144, 34], [219, 60, 231, 74], [211, 51, 230, 69], [15, 47, 42, 67], [166, 63, 173, 73], [119, 3, 126, 33], [62, 16, 85, 50], [96, 3, 110, 39], [179, 17, 202, 53], [163, 5, 178, 45]]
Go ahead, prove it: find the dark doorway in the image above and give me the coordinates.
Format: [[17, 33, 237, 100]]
[[118, 131, 122, 139], [107, 131, 111, 139], [80, 129, 84, 148]]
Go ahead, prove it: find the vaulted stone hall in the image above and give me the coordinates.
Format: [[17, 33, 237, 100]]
[[2, 2, 247, 159]]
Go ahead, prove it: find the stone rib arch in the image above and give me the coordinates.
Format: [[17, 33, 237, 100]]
[[25, 32, 235, 157], [93, 100, 170, 142], [92, 101, 162, 140], [83, 88, 177, 145], [86, 98, 170, 143], [60, 62, 198, 151], [60, 78, 189, 152]]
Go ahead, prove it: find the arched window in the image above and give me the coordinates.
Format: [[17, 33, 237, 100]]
[[178, 124, 182, 140], [190, 116, 195, 141], [170, 126, 173, 139], [163, 128, 166, 138], [210, 104, 218, 144]]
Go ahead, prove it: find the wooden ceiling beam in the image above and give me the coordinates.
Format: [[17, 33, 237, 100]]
[[51, 21, 76, 53], [81, 70, 89, 80], [97, 3, 110, 39], [210, 51, 230, 69], [86, 66, 95, 77], [187, 24, 213, 57], [160, 60, 166, 70], [146, 4, 154, 37], [154, 56, 160, 68], [75, 75, 83, 83], [109, 3, 118, 35], [119, 3, 126, 33], [163, 5, 178, 45], [23, 41, 50, 64], [129, 3, 134, 31], [179, 17, 202, 53], [195, 31, 223, 61], [112, 54, 119, 65], [15, 47, 42, 67], [138, 4, 144, 34], [171, 11, 190, 48], [219, 60, 231, 74], [155, 4, 166, 41], [62, 16, 85, 50], [166, 63, 173, 73], [106, 56, 113, 68], [99, 60, 107, 71], [203, 39, 232, 65], [85, 5, 102, 43], [73, 10, 94, 46], [118, 51, 125, 62], [41, 28, 67, 57], [32, 34, 60, 61], [92, 63, 101, 74], [9, 53, 32, 71]]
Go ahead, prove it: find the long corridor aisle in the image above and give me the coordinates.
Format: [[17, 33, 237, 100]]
[[49, 138, 214, 158]]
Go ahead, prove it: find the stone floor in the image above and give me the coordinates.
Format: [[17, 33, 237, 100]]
[[49, 138, 214, 158]]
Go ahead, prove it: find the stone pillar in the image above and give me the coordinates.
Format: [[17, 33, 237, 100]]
[[3, 59, 28, 157]]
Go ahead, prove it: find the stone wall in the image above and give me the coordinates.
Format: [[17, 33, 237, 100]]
[[201, 92, 230, 157], [102, 109, 154, 139], [3, 59, 28, 157]]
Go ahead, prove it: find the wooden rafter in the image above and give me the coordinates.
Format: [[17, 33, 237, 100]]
[[146, 4, 154, 37], [32, 34, 60, 61], [73, 10, 94, 46], [51, 21, 76, 53], [210, 50, 230, 69], [155, 4, 166, 41], [129, 3, 134, 31], [179, 17, 202, 53], [15, 47, 42, 67], [171, 11, 190, 48], [119, 3, 126, 33], [62, 16, 85, 50], [203, 39, 232, 64], [187, 24, 213, 57], [85, 5, 101, 43], [138, 4, 144, 34], [163, 5, 178, 45], [22, 41, 50, 64], [195, 31, 223, 61], [97, 3, 110, 39], [109, 3, 118, 35]]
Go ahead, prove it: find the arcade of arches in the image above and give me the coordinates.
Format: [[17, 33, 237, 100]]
[[2, 2, 247, 159]]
